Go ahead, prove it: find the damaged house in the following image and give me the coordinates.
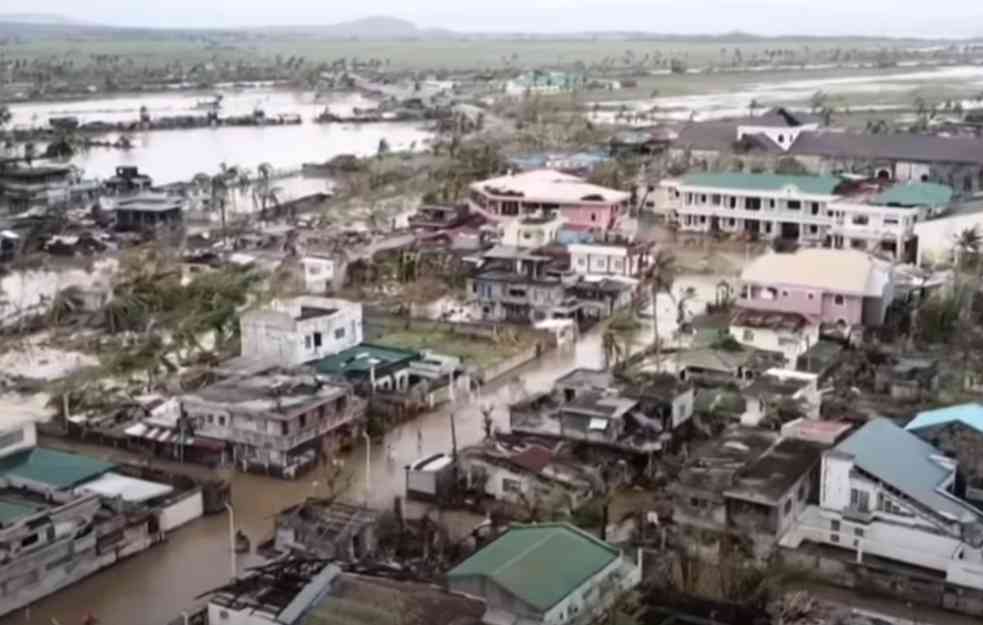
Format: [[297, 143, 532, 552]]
[[272, 500, 379, 561], [509, 373, 694, 458], [178, 368, 365, 478], [671, 426, 824, 556], [459, 443, 599, 513]]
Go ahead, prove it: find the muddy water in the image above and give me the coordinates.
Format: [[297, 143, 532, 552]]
[[7, 91, 433, 184], [0, 323, 608, 625]]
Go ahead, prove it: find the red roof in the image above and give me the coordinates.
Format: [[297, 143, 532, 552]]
[[509, 445, 554, 473]]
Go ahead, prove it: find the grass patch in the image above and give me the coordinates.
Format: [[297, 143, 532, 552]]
[[376, 328, 531, 370]]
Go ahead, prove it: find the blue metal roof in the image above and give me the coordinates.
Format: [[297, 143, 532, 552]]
[[907, 403, 983, 434], [838, 418, 975, 522]]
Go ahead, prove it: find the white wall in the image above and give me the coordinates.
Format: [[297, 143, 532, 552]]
[[240, 299, 363, 367], [301, 257, 335, 294], [568, 245, 635, 277], [543, 553, 641, 625], [0, 422, 37, 460], [157, 490, 204, 533], [730, 323, 819, 365], [672, 388, 695, 429], [820, 452, 853, 511], [915, 211, 983, 266]]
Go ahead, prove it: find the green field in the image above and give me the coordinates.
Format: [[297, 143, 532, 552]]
[[4, 36, 922, 71]]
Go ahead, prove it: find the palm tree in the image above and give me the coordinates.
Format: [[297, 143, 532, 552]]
[[602, 325, 626, 370], [637, 251, 678, 370], [955, 226, 982, 321], [211, 174, 229, 245], [23, 142, 36, 166]]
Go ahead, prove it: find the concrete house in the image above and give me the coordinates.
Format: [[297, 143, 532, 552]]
[[784, 418, 983, 592], [0, 165, 72, 213], [468, 169, 629, 232], [469, 245, 574, 323], [672, 427, 824, 556], [239, 296, 363, 368], [112, 194, 184, 230], [739, 368, 822, 427], [737, 249, 895, 329], [730, 308, 820, 366], [567, 242, 652, 278], [460, 444, 597, 512], [501, 215, 567, 249], [447, 523, 641, 625], [180, 369, 363, 478]]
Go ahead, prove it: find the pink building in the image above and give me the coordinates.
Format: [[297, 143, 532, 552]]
[[738, 249, 894, 329], [468, 169, 630, 231]]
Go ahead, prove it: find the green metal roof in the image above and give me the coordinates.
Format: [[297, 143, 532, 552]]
[[874, 182, 953, 207], [447, 523, 619, 612], [0, 500, 44, 527], [680, 173, 843, 196], [0, 448, 115, 490], [314, 343, 420, 377]]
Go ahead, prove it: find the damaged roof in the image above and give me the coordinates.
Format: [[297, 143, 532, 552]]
[[725, 438, 824, 504]]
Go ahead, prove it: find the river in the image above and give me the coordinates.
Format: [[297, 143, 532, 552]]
[[6, 90, 434, 184]]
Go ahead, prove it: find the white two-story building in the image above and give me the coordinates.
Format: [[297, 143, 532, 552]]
[[783, 418, 983, 591], [665, 173, 953, 261], [567, 242, 652, 278], [239, 296, 362, 368]]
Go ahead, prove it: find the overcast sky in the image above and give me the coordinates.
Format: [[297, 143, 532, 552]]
[[7, 0, 983, 38]]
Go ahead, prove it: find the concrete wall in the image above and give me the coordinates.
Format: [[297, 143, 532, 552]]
[[730, 323, 819, 365], [157, 489, 204, 533], [240, 299, 363, 367], [915, 210, 983, 266], [207, 603, 276, 625]]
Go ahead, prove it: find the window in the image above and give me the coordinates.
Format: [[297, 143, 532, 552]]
[[834, 294, 845, 306], [781, 290, 789, 297], [305, 335, 313, 350], [502, 478, 522, 494], [831, 533, 840, 544], [783, 499, 792, 516], [299, 413, 307, 428], [590, 213, 597, 222], [778, 134, 785, 144], [807, 292, 815, 300], [699, 216, 707, 224], [787, 200, 801, 210], [851, 214, 870, 226], [728, 218, 736, 226], [712, 194, 722, 206], [769, 199, 776, 209], [855, 528, 865, 538], [218, 416, 226, 427], [884, 217, 899, 226], [746, 197, 762, 211], [809, 225, 818, 234], [334, 327, 345, 339], [700, 194, 707, 204], [831, 520, 841, 532], [743, 329, 754, 341], [729, 197, 737, 209], [313, 332, 323, 348], [850, 488, 870, 512], [811, 202, 820, 215]]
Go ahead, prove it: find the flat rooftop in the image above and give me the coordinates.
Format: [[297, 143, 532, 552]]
[[555, 368, 613, 390], [563, 392, 637, 419], [183, 371, 347, 419], [726, 438, 824, 504], [744, 371, 813, 398]]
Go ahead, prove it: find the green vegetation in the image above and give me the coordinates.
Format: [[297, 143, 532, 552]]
[[374, 328, 532, 370]]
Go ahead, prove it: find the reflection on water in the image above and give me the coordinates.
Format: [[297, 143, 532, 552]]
[[9, 91, 433, 185]]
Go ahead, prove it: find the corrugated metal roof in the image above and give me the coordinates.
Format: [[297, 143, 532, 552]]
[[681, 172, 843, 196], [907, 403, 983, 434], [315, 343, 419, 376], [448, 523, 619, 611], [0, 448, 115, 490], [874, 182, 954, 208], [836, 418, 978, 523]]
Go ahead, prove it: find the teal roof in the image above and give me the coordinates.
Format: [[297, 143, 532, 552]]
[[874, 182, 954, 207], [907, 402, 983, 433], [0, 448, 115, 490], [314, 343, 419, 376], [448, 523, 619, 612], [0, 500, 45, 527], [681, 173, 843, 195]]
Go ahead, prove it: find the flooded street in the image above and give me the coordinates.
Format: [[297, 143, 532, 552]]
[[6, 90, 433, 184], [0, 323, 608, 625]]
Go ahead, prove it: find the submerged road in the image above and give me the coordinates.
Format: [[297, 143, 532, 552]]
[[2, 328, 604, 625]]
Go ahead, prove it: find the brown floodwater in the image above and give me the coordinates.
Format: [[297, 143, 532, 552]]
[[0, 329, 603, 625]]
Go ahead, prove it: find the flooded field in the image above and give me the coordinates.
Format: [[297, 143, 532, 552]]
[[592, 64, 983, 121], [6, 90, 434, 184]]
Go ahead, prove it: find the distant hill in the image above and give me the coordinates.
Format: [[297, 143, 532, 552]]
[[254, 16, 457, 40], [0, 13, 82, 25]]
